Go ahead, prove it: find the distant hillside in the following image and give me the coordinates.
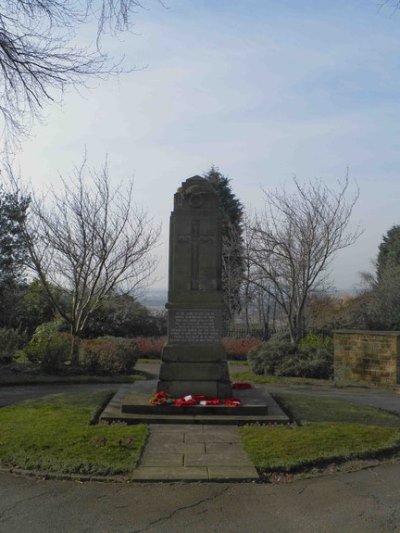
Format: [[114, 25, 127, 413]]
[[139, 288, 167, 310]]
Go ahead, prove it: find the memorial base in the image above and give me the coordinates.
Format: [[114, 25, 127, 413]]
[[98, 385, 292, 426], [157, 342, 232, 398]]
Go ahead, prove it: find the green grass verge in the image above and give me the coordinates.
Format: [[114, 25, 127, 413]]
[[240, 393, 400, 471], [0, 373, 148, 386], [0, 391, 147, 476], [241, 422, 400, 470], [274, 392, 400, 426], [231, 370, 333, 387]]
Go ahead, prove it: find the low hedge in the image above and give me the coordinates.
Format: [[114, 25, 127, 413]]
[[80, 336, 139, 374]]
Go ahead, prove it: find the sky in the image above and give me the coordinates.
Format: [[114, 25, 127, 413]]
[[13, 0, 400, 291]]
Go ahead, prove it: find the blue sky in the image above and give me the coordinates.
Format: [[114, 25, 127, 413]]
[[15, 0, 400, 290]]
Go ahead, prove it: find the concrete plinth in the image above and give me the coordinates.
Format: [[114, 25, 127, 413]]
[[98, 385, 291, 426]]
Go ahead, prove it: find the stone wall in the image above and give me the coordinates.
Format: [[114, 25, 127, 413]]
[[334, 330, 400, 385]]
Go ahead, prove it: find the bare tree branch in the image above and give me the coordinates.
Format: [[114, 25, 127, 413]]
[[0, 1, 162, 147], [246, 175, 362, 343], [18, 155, 160, 362]]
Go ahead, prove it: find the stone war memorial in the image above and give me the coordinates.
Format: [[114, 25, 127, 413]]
[[100, 175, 286, 425], [157, 175, 232, 398]]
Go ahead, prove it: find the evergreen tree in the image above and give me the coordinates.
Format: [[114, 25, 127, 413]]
[[377, 225, 400, 281], [203, 166, 244, 319], [0, 185, 30, 328], [359, 225, 400, 331], [0, 186, 30, 285]]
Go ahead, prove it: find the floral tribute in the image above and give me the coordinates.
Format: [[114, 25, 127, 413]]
[[149, 391, 242, 407], [149, 391, 173, 405], [231, 381, 252, 390]]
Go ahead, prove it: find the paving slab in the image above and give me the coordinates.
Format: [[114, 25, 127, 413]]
[[131, 466, 209, 481], [97, 385, 262, 481], [185, 431, 241, 443], [151, 424, 200, 432], [147, 432, 185, 445], [134, 423, 258, 481], [145, 442, 206, 453], [139, 452, 184, 467], [205, 442, 245, 453], [184, 452, 250, 467]]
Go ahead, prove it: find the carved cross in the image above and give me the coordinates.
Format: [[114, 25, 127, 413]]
[[177, 221, 215, 290]]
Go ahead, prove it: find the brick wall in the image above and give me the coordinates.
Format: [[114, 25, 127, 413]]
[[334, 330, 400, 385]]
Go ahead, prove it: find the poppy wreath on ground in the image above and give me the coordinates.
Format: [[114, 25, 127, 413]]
[[224, 398, 241, 407], [174, 394, 206, 406], [174, 395, 241, 407], [149, 391, 173, 405], [231, 381, 252, 390], [150, 392, 242, 407], [199, 398, 220, 406]]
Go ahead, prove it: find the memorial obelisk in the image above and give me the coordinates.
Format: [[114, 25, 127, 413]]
[[157, 176, 232, 397]]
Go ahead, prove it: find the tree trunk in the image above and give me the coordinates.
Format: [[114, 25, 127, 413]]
[[69, 328, 80, 367]]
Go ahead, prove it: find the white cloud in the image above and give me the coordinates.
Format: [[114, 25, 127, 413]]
[[13, 0, 400, 289]]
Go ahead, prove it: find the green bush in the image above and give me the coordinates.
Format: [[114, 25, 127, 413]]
[[248, 337, 294, 375], [80, 336, 139, 374], [276, 345, 333, 379], [24, 320, 71, 372], [0, 327, 27, 363], [248, 336, 333, 379], [299, 333, 333, 350]]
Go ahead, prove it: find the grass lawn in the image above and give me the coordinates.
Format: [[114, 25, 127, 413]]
[[232, 370, 333, 387], [0, 359, 153, 386], [240, 393, 400, 472], [0, 391, 147, 476], [0, 374, 140, 385]]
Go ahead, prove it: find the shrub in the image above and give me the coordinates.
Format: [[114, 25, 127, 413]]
[[133, 336, 166, 358], [275, 345, 333, 379], [248, 336, 333, 379], [222, 337, 263, 360], [80, 336, 139, 374], [248, 337, 295, 375], [0, 327, 27, 364], [299, 333, 332, 351], [24, 320, 71, 372]]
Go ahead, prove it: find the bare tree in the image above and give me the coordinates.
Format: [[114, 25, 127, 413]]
[[247, 175, 361, 343], [0, 1, 161, 145], [20, 156, 160, 363], [240, 212, 279, 337], [220, 218, 244, 321]]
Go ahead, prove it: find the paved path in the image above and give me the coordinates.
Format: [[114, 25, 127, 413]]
[[1, 461, 400, 532], [1, 371, 400, 530], [132, 424, 258, 481]]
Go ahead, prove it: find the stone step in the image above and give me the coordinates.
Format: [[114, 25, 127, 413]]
[[98, 385, 291, 426], [100, 412, 290, 425], [121, 403, 268, 416]]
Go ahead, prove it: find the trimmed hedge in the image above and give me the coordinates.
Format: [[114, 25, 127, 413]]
[[80, 336, 139, 374]]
